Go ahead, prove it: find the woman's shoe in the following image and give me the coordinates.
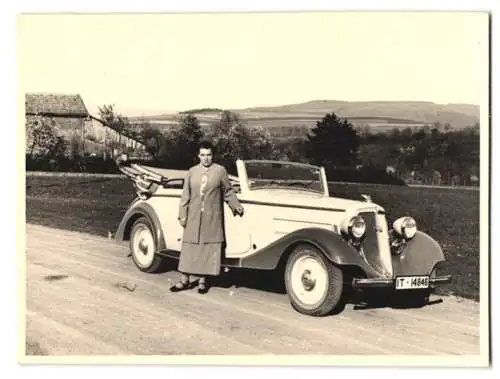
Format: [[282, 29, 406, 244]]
[[170, 280, 191, 292], [197, 281, 209, 294]]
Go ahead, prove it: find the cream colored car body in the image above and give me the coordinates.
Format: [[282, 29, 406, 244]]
[[146, 159, 390, 271], [115, 157, 451, 317]]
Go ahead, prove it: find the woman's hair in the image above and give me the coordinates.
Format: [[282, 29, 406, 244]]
[[199, 140, 215, 152]]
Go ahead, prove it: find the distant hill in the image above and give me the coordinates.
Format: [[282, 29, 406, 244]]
[[234, 100, 479, 128], [129, 100, 480, 138]]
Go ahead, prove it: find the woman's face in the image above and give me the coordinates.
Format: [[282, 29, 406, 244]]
[[198, 148, 213, 167]]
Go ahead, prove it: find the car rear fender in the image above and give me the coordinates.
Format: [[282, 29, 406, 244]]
[[239, 227, 379, 277], [391, 230, 446, 276], [115, 201, 166, 251]]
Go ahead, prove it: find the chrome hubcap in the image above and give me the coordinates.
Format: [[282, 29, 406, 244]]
[[132, 226, 155, 267], [301, 269, 316, 291], [138, 238, 149, 255]]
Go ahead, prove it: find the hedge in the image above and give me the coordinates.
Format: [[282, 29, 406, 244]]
[[25, 155, 405, 186], [25, 155, 121, 174]]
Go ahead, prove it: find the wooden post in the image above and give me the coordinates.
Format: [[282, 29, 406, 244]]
[[81, 119, 85, 156]]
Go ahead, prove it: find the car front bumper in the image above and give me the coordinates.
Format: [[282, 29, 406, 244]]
[[352, 274, 452, 289]]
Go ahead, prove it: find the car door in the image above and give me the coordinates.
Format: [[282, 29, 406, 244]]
[[223, 202, 252, 257], [151, 180, 185, 252]]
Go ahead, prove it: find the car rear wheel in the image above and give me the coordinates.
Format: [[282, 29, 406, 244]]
[[284, 244, 343, 316], [130, 217, 165, 273]]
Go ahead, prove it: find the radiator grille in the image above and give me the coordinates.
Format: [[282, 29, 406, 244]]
[[359, 211, 391, 276]]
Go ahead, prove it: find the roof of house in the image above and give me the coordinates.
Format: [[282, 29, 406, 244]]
[[25, 92, 89, 117]]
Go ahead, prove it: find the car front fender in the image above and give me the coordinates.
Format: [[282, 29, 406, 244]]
[[115, 200, 166, 251], [239, 227, 380, 277], [391, 231, 446, 276]]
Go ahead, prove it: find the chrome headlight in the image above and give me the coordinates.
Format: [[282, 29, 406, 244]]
[[342, 215, 366, 239], [393, 217, 417, 239]]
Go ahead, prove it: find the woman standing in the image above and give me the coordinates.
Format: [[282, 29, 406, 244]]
[[170, 140, 244, 294]]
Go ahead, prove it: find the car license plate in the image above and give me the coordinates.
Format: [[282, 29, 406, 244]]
[[395, 275, 430, 290]]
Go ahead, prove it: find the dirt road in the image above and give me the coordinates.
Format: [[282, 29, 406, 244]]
[[24, 224, 482, 357]]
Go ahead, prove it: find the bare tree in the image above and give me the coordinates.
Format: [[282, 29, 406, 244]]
[[98, 104, 132, 135]]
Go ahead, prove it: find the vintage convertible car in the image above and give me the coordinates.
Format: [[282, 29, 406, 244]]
[[115, 156, 452, 317]]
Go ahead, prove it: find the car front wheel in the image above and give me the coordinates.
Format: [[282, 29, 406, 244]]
[[129, 217, 165, 273], [285, 244, 343, 316]]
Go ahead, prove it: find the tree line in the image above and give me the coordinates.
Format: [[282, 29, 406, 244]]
[[271, 115, 480, 186], [25, 104, 480, 186], [131, 109, 480, 186]]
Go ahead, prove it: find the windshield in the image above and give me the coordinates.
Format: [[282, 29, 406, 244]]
[[243, 160, 325, 194]]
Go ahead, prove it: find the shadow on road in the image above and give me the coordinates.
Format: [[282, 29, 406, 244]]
[[348, 287, 445, 311], [214, 268, 288, 295], [144, 260, 447, 315], [214, 269, 447, 314]]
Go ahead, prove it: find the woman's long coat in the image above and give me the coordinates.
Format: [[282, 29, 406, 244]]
[[178, 163, 241, 244]]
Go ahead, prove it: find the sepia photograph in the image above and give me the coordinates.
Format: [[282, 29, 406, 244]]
[[16, 7, 491, 367]]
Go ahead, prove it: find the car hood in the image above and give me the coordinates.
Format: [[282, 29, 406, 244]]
[[243, 189, 384, 214]]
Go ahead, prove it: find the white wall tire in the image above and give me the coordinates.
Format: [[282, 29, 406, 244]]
[[285, 244, 343, 316], [129, 217, 165, 273]]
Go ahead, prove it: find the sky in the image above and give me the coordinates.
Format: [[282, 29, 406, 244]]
[[17, 12, 489, 116]]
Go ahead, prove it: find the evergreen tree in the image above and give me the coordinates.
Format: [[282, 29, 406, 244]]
[[305, 112, 360, 167]]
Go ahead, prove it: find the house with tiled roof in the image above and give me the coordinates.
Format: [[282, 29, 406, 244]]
[[25, 92, 148, 158], [25, 93, 89, 118]]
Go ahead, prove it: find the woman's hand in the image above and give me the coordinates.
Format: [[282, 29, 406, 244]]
[[178, 217, 187, 228], [233, 206, 244, 217]]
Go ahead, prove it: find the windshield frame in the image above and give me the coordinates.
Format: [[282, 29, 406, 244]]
[[239, 159, 329, 196]]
